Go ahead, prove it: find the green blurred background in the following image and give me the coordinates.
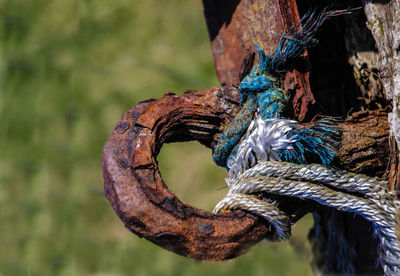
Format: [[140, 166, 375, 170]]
[[0, 0, 313, 275]]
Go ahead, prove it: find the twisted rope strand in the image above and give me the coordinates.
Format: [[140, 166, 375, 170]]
[[237, 161, 391, 199], [213, 193, 291, 241], [216, 170, 400, 275], [237, 161, 398, 226], [231, 177, 397, 236]]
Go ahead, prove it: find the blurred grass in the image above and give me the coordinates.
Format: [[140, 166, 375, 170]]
[[0, 0, 312, 275]]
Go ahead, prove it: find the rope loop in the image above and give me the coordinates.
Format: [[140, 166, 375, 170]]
[[212, 8, 400, 275]]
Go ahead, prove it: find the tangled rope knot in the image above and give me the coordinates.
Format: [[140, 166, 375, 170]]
[[211, 8, 400, 275]]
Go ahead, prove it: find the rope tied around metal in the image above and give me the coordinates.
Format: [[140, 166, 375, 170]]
[[211, 8, 400, 275], [214, 161, 400, 274]]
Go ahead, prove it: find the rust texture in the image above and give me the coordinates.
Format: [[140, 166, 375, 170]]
[[336, 109, 390, 177], [202, 0, 315, 121], [103, 0, 393, 264], [103, 88, 272, 261], [102, 88, 390, 261]]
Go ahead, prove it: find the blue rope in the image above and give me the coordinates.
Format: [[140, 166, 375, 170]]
[[213, 8, 346, 168], [281, 117, 342, 165], [212, 93, 258, 168]]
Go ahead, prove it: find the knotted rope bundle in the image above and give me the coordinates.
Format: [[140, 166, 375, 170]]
[[211, 8, 400, 276], [214, 161, 400, 274]]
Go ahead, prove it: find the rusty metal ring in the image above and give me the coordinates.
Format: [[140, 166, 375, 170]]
[[102, 88, 284, 260], [102, 86, 390, 260]]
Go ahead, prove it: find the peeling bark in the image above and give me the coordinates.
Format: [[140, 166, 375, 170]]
[[362, 0, 400, 191], [343, 10, 385, 108]]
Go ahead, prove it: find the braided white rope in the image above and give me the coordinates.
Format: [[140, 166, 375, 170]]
[[214, 118, 400, 275], [239, 161, 397, 212], [239, 161, 388, 196], [214, 193, 290, 241], [226, 118, 297, 185], [215, 169, 400, 275]]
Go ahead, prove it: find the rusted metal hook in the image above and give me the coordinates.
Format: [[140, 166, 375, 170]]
[[102, 0, 391, 261], [102, 85, 390, 260], [102, 88, 281, 260], [101, 0, 312, 259]]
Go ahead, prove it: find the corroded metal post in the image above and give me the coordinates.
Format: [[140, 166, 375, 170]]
[[202, 0, 314, 121], [102, 88, 389, 260], [102, 0, 394, 269]]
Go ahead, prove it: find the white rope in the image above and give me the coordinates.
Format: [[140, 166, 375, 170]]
[[214, 118, 400, 275], [214, 193, 290, 241], [226, 118, 297, 185]]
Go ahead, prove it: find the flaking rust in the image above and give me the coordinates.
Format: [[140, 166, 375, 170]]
[[202, 0, 315, 121], [103, 88, 274, 261], [102, 88, 390, 260], [102, 0, 391, 260]]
